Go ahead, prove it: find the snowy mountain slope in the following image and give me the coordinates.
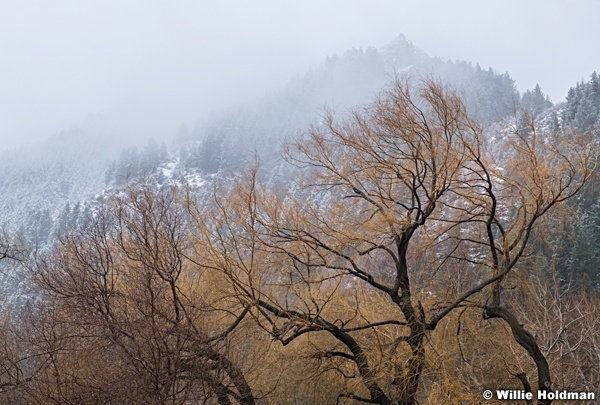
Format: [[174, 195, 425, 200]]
[[181, 35, 520, 177], [0, 34, 569, 302]]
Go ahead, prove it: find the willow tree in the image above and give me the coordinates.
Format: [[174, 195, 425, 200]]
[[27, 186, 257, 405], [197, 79, 596, 404]]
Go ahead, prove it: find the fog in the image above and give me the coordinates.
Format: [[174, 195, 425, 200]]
[[1, 0, 598, 151]]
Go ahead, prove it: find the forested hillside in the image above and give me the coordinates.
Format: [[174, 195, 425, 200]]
[[0, 36, 598, 404], [563, 72, 600, 135], [0, 35, 521, 255], [177, 35, 519, 175], [543, 73, 600, 291]]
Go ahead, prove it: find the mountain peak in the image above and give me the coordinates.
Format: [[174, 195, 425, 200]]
[[386, 33, 413, 47], [380, 34, 427, 65]]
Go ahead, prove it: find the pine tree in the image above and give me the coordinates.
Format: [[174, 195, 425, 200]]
[[115, 147, 140, 184], [159, 141, 168, 163], [563, 74, 600, 133], [139, 138, 160, 175], [104, 160, 116, 185], [566, 203, 600, 290], [522, 84, 552, 116]]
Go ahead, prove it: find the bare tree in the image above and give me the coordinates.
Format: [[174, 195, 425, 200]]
[[198, 79, 596, 404], [514, 272, 600, 403], [1, 78, 594, 405], [24, 185, 257, 405], [0, 230, 25, 263]]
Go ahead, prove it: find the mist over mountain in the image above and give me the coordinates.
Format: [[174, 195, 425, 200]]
[[177, 35, 519, 176], [0, 34, 559, 252], [0, 30, 599, 404], [0, 33, 595, 307]]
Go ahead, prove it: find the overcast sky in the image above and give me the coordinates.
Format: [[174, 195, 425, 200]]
[[0, 1, 598, 151]]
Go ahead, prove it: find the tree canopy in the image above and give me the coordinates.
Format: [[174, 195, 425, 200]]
[[1, 79, 597, 404]]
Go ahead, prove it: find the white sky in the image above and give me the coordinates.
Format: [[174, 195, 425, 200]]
[[0, 0, 598, 151]]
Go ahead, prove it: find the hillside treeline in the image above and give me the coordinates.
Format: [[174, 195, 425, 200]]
[[0, 79, 598, 405]]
